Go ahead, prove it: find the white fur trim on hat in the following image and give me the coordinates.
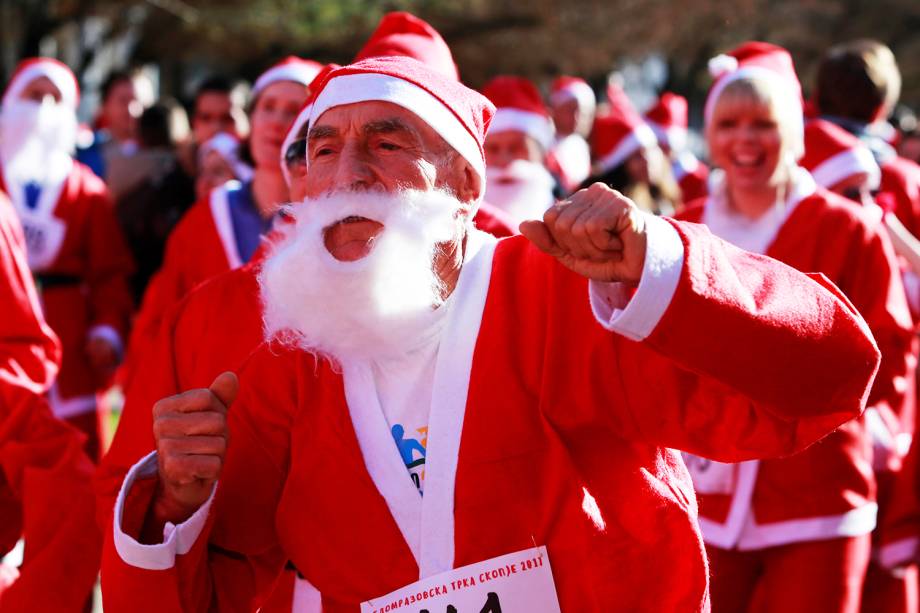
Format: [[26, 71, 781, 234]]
[[811, 147, 881, 191], [3, 62, 78, 110], [253, 64, 320, 97], [280, 103, 312, 187], [550, 82, 596, 114], [308, 72, 486, 188], [595, 123, 658, 175], [489, 108, 554, 151], [704, 65, 804, 159]]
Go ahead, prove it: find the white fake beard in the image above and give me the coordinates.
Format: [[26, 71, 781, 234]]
[[259, 188, 466, 364], [0, 100, 77, 185], [484, 159, 556, 224]]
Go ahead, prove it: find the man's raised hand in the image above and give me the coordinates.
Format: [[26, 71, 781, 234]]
[[151, 372, 238, 527], [519, 183, 648, 284]]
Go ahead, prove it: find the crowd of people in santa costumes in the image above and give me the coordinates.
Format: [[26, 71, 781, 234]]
[[2, 6, 920, 612], [0, 58, 135, 462]]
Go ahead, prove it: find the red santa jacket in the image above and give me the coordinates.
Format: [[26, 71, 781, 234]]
[[0, 195, 101, 610], [101, 219, 880, 612], [121, 185, 244, 389], [96, 238, 316, 612], [678, 187, 915, 549], [0, 162, 133, 417]]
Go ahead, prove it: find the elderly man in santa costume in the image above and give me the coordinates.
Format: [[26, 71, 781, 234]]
[[0, 58, 134, 460], [97, 54, 885, 612], [481, 75, 560, 227], [0, 190, 101, 610]]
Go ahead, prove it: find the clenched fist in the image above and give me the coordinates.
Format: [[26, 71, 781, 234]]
[[150, 372, 238, 527], [520, 183, 648, 283]]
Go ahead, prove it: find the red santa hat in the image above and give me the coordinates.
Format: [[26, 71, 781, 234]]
[[252, 56, 323, 98], [2, 57, 79, 110], [307, 56, 494, 192], [800, 119, 880, 190], [481, 76, 554, 151], [550, 76, 596, 115], [279, 64, 340, 187], [704, 41, 804, 158], [591, 82, 657, 174], [645, 92, 688, 151], [354, 12, 458, 81]]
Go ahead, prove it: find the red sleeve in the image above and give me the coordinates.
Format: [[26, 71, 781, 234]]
[[95, 301, 182, 530], [101, 344, 295, 612], [0, 197, 59, 393], [0, 195, 100, 610], [540, 219, 880, 461]]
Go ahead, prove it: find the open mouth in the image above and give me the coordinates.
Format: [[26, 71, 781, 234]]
[[323, 216, 385, 262], [730, 152, 766, 168]]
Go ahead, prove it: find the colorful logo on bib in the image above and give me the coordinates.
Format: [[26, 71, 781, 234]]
[[391, 424, 427, 492]]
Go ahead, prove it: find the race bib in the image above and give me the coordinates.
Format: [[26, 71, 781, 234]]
[[20, 213, 66, 271], [361, 546, 561, 613], [682, 453, 737, 495]]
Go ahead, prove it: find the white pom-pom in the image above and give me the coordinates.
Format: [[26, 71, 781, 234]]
[[708, 54, 739, 79]]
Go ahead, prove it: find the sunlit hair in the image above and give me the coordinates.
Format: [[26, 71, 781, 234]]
[[816, 40, 901, 123], [706, 77, 802, 169]]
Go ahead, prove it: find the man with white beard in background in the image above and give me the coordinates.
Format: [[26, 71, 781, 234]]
[[481, 75, 560, 226], [0, 58, 134, 461], [102, 56, 882, 612]]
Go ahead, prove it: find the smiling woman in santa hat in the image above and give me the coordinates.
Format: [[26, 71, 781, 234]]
[[677, 41, 915, 613], [121, 56, 318, 391]]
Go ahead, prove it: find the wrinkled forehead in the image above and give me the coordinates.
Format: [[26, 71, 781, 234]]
[[309, 100, 444, 147]]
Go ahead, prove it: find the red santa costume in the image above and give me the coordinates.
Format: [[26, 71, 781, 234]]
[[0, 192, 101, 610], [645, 92, 709, 203], [122, 57, 319, 391], [547, 76, 595, 192], [0, 58, 134, 460], [680, 42, 915, 613], [481, 76, 558, 225], [99, 56, 883, 613]]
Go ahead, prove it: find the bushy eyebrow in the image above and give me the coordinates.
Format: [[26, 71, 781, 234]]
[[307, 117, 421, 145], [363, 118, 419, 141], [307, 124, 338, 141]]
